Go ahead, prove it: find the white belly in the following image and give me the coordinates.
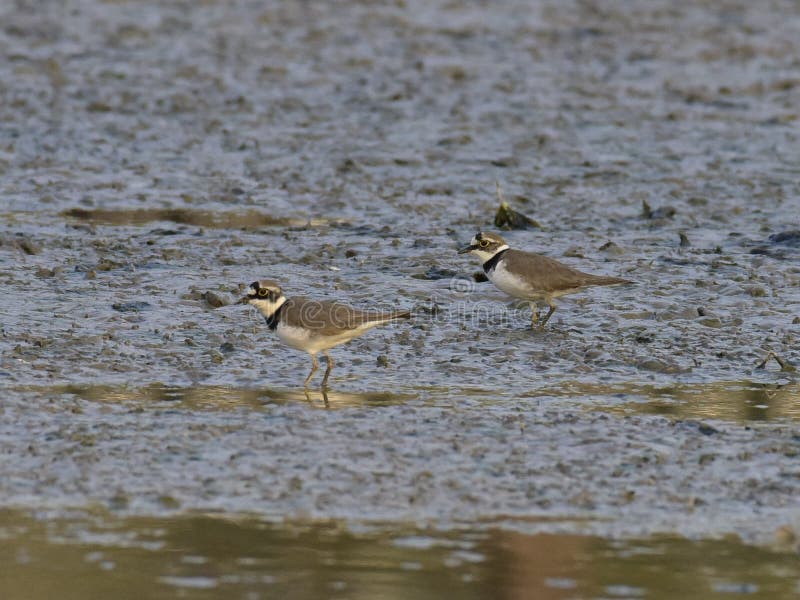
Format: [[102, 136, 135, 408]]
[[488, 261, 541, 300], [276, 324, 315, 351], [276, 322, 377, 354]]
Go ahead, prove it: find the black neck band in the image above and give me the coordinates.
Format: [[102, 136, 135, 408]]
[[482, 248, 509, 274], [264, 301, 286, 330]]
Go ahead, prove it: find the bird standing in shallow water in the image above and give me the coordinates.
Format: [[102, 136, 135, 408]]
[[458, 232, 631, 329], [241, 280, 411, 388]]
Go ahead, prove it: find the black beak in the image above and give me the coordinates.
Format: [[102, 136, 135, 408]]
[[458, 244, 478, 254]]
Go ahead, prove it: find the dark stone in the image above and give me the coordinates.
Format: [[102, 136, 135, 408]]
[[494, 202, 541, 230], [112, 301, 151, 312], [698, 423, 719, 436], [642, 200, 676, 219], [411, 266, 458, 280], [769, 230, 800, 246]]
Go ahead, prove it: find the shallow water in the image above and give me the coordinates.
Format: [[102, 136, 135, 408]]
[[8, 379, 800, 420], [2, 509, 799, 600], [1, 0, 800, 592]]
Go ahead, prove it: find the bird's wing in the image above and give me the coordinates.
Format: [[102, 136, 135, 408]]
[[282, 298, 409, 336], [503, 250, 613, 292]]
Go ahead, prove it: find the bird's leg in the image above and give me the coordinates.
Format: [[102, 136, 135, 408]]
[[321, 387, 330, 408], [321, 351, 334, 389], [304, 354, 319, 388], [529, 302, 539, 329], [538, 301, 557, 328]]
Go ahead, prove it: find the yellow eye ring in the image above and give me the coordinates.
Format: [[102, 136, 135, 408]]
[[258, 288, 268, 297], [479, 239, 490, 248]]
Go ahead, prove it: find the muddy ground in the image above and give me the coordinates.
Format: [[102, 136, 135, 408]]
[[1, 0, 799, 594]]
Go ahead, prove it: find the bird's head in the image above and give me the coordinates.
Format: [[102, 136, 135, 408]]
[[458, 231, 510, 262], [240, 279, 286, 317]]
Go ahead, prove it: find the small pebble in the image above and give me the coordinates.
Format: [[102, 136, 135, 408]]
[[203, 291, 230, 308], [598, 241, 625, 255], [412, 266, 458, 281], [472, 272, 488, 283], [642, 200, 676, 219]]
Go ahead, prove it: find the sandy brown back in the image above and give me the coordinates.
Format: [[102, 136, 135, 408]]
[[280, 297, 410, 336], [502, 249, 631, 293]]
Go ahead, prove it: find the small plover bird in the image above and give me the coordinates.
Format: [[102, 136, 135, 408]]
[[241, 280, 411, 388], [458, 232, 631, 329]]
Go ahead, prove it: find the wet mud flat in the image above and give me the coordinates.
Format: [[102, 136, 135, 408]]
[[2, 385, 800, 543], [1, 0, 800, 596]]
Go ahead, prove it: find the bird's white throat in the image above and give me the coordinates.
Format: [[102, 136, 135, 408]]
[[249, 295, 287, 318], [470, 244, 509, 264]]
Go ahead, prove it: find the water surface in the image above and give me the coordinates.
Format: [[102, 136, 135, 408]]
[[2, 510, 798, 600]]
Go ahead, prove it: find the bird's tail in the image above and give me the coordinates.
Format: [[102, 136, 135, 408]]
[[363, 309, 411, 326], [588, 275, 632, 287], [387, 310, 412, 320]]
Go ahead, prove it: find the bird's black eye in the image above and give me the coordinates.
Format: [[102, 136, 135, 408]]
[[258, 288, 268, 297], [479, 239, 490, 248]]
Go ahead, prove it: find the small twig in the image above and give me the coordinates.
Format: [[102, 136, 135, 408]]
[[495, 180, 505, 204]]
